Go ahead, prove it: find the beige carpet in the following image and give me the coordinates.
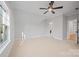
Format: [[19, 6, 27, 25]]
[[9, 37, 79, 57]]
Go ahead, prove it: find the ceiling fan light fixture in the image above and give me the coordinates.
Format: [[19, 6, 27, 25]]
[[48, 8, 52, 12], [40, 1, 63, 14]]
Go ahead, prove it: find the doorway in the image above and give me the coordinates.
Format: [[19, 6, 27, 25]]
[[67, 19, 77, 42]]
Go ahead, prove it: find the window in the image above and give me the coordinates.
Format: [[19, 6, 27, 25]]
[[0, 2, 10, 54]]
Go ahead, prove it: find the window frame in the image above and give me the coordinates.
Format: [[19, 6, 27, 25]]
[[0, 2, 10, 54]]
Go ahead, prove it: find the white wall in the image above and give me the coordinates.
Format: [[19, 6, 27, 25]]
[[14, 11, 48, 40], [63, 15, 67, 40], [0, 2, 15, 57], [47, 14, 64, 40]]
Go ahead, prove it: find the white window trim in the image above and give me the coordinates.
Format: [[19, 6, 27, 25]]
[[0, 39, 10, 54], [0, 2, 10, 55]]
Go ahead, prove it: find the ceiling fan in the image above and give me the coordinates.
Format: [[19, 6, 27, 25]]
[[40, 1, 63, 14]]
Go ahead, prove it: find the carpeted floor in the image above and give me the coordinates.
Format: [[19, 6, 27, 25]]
[[9, 37, 79, 57]]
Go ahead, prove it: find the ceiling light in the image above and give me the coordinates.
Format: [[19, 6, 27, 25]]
[[48, 8, 52, 12], [49, 22, 53, 25]]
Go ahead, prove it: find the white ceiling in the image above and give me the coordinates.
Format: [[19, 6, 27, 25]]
[[6, 1, 78, 23]]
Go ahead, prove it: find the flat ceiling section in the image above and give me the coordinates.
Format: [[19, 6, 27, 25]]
[[6, 1, 78, 23], [6, 1, 77, 13]]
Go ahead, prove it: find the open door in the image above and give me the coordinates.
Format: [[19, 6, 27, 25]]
[[67, 19, 77, 42]]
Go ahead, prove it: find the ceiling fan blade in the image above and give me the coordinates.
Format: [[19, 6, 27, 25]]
[[53, 6, 63, 9], [43, 11, 48, 14], [40, 8, 48, 10], [51, 11, 55, 14]]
